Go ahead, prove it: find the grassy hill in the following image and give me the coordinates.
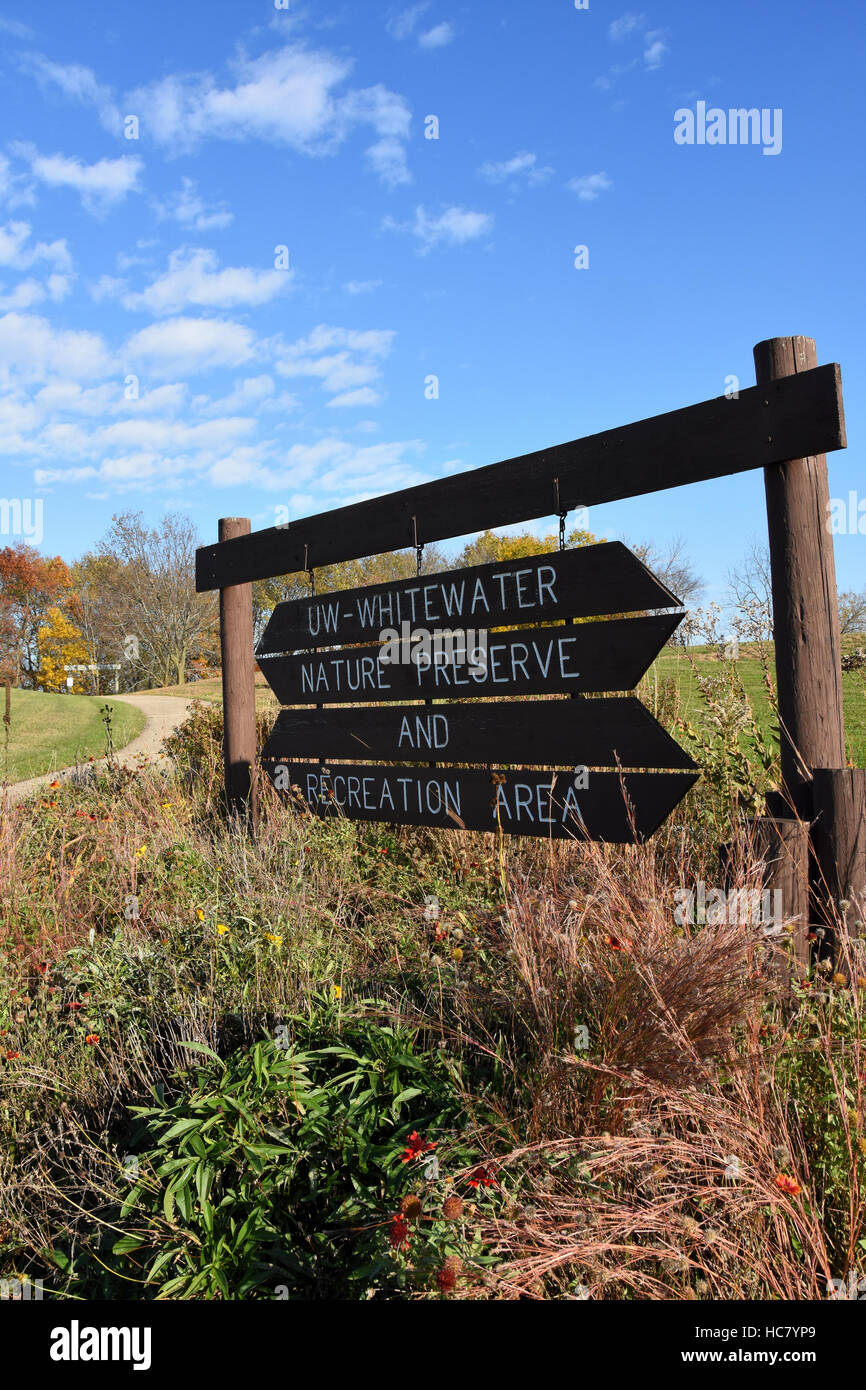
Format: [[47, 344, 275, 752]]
[[1, 690, 145, 783]]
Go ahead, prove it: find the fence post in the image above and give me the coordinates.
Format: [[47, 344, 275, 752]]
[[753, 337, 860, 943], [218, 517, 258, 831], [754, 337, 846, 806]]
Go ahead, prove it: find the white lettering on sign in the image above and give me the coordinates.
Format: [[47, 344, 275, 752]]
[[304, 771, 462, 818], [335, 565, 559, 636], [300, 654, 393, 695], [420, 634, 579, 688], [398, 713, 450, 749]]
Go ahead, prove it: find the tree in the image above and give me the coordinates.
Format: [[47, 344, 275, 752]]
[[631, 536, 703, 607], [37, 606, 89, 692], [97, 512, 217, 689], [453, 527, 598, 568], [839, 590, 866, 635], [726, 538, 773, 641], [0, 544, 76, 686]]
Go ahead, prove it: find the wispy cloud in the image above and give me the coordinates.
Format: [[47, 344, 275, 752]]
[[15, 146, 142, 215], [479, 151, 553, 186], [418, 22, 455, 49], [609, 12, 646, 41], [121, 248, 293, 316], [153, 178, 233, 231], [566, 172, 613, 202], [384, 204, 493, 253]]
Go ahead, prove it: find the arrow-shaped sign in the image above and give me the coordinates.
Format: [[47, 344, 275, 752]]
[[264, 764, 698, 843], [258, 612, 681, 706], [262, 696, 696, 770], [256, 541, 681, 655]]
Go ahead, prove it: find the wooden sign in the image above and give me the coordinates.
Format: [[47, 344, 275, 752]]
[[262, 696, 696, 770], [258, 612, 681, 706], [263, 763, 698, 842], [256, 542, 680, 656]]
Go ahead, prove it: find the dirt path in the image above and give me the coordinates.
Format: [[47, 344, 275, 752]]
[[2, 694, 193, 806]]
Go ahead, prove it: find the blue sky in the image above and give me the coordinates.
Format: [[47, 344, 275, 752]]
[[0, 0, 863, 612]]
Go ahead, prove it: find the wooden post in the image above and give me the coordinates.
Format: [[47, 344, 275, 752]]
[[811, 770, 866, 933], [751, 817, 811, 970], [218, 517, 258, 829], [754, 337, 846, 811]]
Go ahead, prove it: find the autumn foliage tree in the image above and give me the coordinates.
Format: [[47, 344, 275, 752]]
[[0, 544, 76, 686], [37, 606, 89, 692]]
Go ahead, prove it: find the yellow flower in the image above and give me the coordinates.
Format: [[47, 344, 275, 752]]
[[451, 947, 463, 962], [196, 909, 205, 921], [332, 985, 342, 999], [216, 924, 229, 936], [162, 801, 172, 809], [135, 845, 147, 858], [264, 932, 283, 946]]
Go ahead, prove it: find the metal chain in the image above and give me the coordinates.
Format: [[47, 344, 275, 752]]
[[413, 515, 423, 576]]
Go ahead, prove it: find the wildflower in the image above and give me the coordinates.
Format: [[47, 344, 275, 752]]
[[400, 1194, 423, 1221], [85, 1034, 99, 1046], [332, 984, 342, 999], [401, 1131, 437, 1163], [162, 802, 172, 809], [775, 1173, 801, 1196], [49, 780, 60, 789], [434, 926, 447, 941], [264, 932, 283, 946], [388, 1215, 410, 1250], [215, 924, 229, 936], [466, 1164, 499, 1189], [832, 973, 848, 987], [4, 1050, 20, 1060], [436, 1257, 461, 1294], [65, 1001, 82, 1010], [442, 1196, 464, 1221], [451, 947, 463, 963], [196, 909, 205, 921], [603, 934, 623, 950], [135, 845, 147, 858]]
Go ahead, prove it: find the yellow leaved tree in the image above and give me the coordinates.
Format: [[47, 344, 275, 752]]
[[37, 606, 89, 692]]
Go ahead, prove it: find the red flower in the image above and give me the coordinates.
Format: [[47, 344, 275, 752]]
[[66, 1001, 82, 1010], [4, 1050, 20, 1060], [466, 1164, 499, 1189], [85, 1034, 99, 1046], [603, 934, 623, 951], [401, 1130, 437, 1163], [436, 1261, 459, 1294], [775, 1173, 801, 1196], [388, 1215, 410, 1250]]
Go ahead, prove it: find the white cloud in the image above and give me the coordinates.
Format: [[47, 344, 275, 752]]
[[24, 150, 142, 214], [153, 177, 233, 231], [125, 316, 257, 378], [418, 22, 455, 49], [609, 12, 646, 41], [192, 374, 281, 416], [275, 324, 394, 406], [644, 30, 668, 68], [386, 4, 431, 40], [566, 172, 613, 202], [128, 44, 412, 186], [344, 279, 382, 295], [0, 312, 113, 384], [16, 55, 121, 133], [385, 204, 493, 252], [0, 279, 45, 311], [0, 221, 72, 271], [327, 386, 383, 409], [0, 16, 35, 37], [479, 151, 553, 185], [122, 248, 293, 315], [0, 153, 35, 209]]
